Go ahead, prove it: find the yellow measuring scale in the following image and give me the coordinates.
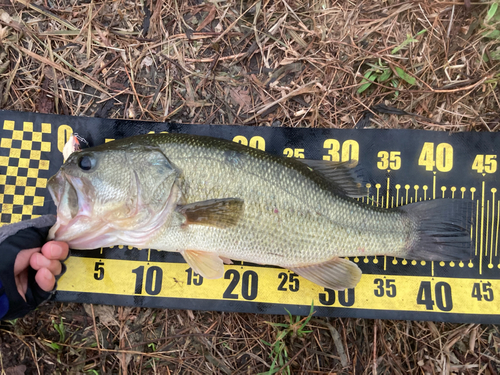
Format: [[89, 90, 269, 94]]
[[0, 110, 498, 323]]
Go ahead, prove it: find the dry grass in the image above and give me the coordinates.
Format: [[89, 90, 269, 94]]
[[1, 0, 500, 373], [2, 304, 500, 374]]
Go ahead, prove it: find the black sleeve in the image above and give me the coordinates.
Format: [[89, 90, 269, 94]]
[[0, 216, 61, 320]]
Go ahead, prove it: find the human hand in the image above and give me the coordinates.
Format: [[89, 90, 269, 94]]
[[14, 241, 69, 301], [0, 215, 69, 320]]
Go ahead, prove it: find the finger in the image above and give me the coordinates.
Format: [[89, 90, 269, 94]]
[[30, 253, 63, 275], [13, 247, 41, 275], [41, 241, 69, 261], [35, 267, 56, 292], [15, 269, 28, 302]]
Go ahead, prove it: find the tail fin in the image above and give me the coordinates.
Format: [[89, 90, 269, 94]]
[[400, 199, 475, 261]]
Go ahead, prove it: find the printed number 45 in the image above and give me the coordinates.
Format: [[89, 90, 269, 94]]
[[472, 155, 497, 174]]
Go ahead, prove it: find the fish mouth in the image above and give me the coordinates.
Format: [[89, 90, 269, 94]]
[[48, 171, 180, 250], [47, 171, 97, 247], [48, 172, 85, 220]]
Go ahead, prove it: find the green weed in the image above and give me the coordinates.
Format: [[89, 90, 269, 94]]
[[259, 302, 315, 375], [482, 1, 500, 40], [357, 30, 426, 94], [481, 1, 500, 61], [47, 318, 66, 352], [53, 317, 66, 342]]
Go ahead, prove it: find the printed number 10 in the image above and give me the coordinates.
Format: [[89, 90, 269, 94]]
[[131, 266, 163, 296]]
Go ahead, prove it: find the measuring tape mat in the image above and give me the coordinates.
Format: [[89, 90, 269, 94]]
[[0, 110, 499, 323]]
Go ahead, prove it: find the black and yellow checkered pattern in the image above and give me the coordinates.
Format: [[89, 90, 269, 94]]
[[0, 120, 52, 224]]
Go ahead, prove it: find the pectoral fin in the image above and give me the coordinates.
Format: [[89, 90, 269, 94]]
[[290, 257, 362, 290], [177, 198, 244, 228], [181, 250, 225, 279]]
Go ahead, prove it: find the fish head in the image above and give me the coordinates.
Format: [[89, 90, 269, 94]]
[[48, 143, 181, 249]]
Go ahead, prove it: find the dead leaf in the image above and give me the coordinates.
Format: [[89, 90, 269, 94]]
[[37, 77, 54, 114], [140, 56, 153, 69], [196, 6, 216, 31], [280, 57, 299, 65], [340, 114, 352, 124], [5, 365, 26, 375], [84, 304, 119, 326], [0, 9, 12, 24], [230, 87, 252, 112]]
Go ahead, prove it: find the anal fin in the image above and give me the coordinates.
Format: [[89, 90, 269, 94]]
[[181, 250, 225, 279], [290, 257, 362, 290]]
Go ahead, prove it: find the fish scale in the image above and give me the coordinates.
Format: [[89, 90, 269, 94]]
[[145, 135, 409, 264]]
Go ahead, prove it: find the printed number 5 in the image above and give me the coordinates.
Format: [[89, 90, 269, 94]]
[[94, 261, 105, 280]]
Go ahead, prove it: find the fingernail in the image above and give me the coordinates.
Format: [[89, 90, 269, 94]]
[[50, 243, 63, 258]]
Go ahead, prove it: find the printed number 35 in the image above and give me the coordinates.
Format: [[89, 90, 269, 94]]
[[377, 151, 401, 170]]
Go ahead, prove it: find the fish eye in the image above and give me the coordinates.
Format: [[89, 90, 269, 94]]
[[77, 155, 95, 171]]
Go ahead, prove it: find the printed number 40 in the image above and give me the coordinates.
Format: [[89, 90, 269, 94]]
[[418, 142, 453, 172], [416, 281, 453, 311]]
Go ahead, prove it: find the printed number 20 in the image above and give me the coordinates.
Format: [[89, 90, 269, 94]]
[[223, 270, 258, 300], [233, 136, 265, 151]]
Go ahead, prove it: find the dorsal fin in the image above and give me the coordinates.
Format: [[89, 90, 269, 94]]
[[300, 159, 365, 198]]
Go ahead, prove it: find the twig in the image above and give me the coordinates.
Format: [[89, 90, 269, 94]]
[[244, 81, 318, 122], [16, 46, 112, 97], [16, 0, 78, 30], [0, 329, 41, 375]]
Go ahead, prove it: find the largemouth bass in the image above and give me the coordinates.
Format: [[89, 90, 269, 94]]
[[47, 133, 474, 290]]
